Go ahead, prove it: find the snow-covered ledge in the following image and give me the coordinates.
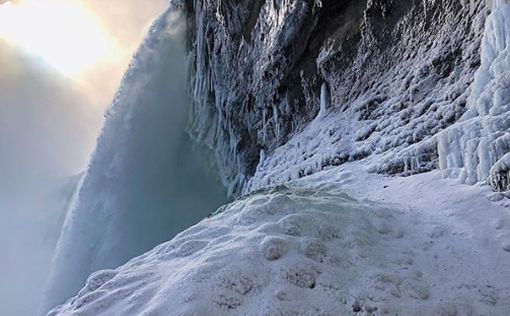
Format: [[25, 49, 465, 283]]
[[47, 163, 510, 315]]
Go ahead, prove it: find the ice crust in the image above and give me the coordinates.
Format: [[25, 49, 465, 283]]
[[48, 165, 510, 315]]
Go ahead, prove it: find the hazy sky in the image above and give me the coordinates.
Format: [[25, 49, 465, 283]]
[[0, 1, 168, 315], [1, 0, 168, 178]]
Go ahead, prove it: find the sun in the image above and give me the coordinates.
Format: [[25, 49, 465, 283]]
[[0, 0, 112, 76]]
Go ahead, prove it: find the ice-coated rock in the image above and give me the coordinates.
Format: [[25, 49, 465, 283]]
[[183, 0, 510, 194], [437, 0, 510, 190]]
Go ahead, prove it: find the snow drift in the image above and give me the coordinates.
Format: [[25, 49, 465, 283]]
[[41, 8, 227, 313]]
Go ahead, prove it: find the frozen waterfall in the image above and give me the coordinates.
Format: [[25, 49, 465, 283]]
[[41, 8, 227, 314], [437, 0, 510, 189]]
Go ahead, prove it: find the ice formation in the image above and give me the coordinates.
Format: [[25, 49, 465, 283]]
[[317, 82, 330, 120], [41, 8, 227, 313], [437, 0, 510, 190], [188, 0, 499, 193]]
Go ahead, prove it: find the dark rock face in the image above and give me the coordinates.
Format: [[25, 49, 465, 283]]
[[490, 154, 510, 192], [185, 0, 488, 194]]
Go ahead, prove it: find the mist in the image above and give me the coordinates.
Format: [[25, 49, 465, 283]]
[[42, 10, 228, 313], [0, 1, 167, 315], [0, 41, 99, 316]]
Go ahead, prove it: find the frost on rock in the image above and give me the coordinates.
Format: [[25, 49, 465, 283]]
[[187, 0, 372, 195], [437, 0, 510, 190], [186, 0, 497, 194], [245, 0, 491, 192], [189, 0, 307, 194]]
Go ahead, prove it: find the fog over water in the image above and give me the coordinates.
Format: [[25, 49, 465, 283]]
[[0, 1, 167, 315]]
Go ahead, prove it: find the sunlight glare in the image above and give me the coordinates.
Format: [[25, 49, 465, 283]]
[[0, 0, 113, 76]]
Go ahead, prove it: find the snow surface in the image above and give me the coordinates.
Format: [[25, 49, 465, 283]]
[[48, 162, 510, 315]]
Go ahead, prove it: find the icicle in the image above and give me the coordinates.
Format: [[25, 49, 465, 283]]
[[316, 81, 331, 120], [262, 107, 268, 143], [273, 104, 280, 139]]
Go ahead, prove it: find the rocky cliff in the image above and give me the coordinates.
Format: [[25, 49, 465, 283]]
[[185, 0, 509, 195]]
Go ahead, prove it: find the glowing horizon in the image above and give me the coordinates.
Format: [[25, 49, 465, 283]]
[[0, 0, 115, 77]]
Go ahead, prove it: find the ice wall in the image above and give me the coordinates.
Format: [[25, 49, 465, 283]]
[[437, 0, 510, 190], [41, 7, 227, 314]]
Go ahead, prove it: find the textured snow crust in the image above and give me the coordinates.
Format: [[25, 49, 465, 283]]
[[49, 164, 510, 315]]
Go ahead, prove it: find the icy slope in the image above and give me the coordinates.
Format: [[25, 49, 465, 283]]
[[48, 163, 510, 315], [42, 8, 227, 313]]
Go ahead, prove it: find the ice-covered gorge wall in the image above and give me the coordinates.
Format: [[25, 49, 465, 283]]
[[41, 7, 227, 314], [186, 0, 510, 194], [438, 0, 510, 191], [187, 0, 372, 195]]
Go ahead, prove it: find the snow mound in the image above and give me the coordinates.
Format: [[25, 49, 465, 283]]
[[48, 176, 510, 315]]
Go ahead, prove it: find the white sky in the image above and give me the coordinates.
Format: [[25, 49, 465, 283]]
[[0, 0, 168, 177]]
